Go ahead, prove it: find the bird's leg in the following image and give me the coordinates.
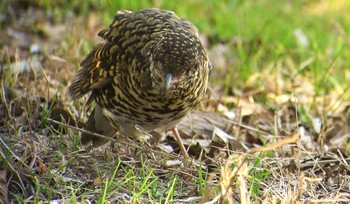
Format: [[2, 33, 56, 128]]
[[172, 127, 188, 157]]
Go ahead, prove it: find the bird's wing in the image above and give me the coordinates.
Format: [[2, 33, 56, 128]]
[[67, 11, 136, 100], [68, 28, 127, 100]]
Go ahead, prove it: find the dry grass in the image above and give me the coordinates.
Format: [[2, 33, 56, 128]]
[[1, 0, 350, 203]]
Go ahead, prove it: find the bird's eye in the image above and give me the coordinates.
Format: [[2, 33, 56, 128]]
[[205, 61, 212, 70]]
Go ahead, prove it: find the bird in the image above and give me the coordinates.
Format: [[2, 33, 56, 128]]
[[68, 8, 211, 156]]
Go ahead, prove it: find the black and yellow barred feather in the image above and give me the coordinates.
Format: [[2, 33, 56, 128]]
[[68, 8, 211, 148]]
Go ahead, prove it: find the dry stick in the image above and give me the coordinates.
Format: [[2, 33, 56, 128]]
[[251, 132, 300, 153], [46, 118, 186, 158], [296, 172, 304, 201], [336, 149, 350, 172], [46, 117, 118, 142], [49, 117, 176, 154]]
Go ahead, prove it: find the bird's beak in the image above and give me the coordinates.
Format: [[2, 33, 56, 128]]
[[161, 73, 172, 96], [165, 73, 172, 90]]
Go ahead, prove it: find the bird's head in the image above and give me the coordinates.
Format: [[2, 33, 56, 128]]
[[149, 32, 209, 96]]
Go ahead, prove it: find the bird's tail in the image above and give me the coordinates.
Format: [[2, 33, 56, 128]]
[[81, 104, 116, 146]]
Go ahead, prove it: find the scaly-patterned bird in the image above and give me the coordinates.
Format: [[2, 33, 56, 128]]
[[68, 8, 211, 156]]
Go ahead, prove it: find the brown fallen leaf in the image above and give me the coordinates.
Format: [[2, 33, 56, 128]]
[[252, 132, 300, 153], [37, 158, 48, 174], [92, 177, 102, 187]]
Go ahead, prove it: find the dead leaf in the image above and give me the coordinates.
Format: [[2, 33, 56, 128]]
[[37, 158, 48, 174]]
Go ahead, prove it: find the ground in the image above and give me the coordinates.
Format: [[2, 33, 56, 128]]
[[1, 0, 350, 203]]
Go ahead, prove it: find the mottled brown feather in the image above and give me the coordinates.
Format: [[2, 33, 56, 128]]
[[68, 8, 211, 147]]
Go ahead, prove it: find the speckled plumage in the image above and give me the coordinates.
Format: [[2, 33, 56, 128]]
[[68, 8, 211, 154]]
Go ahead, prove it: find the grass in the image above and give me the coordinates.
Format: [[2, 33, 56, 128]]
[[20, 0, 350, 94], [1, 0, 350, 203]]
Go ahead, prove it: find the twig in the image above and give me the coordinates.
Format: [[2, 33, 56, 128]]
[[46, 117, 118, 142]]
